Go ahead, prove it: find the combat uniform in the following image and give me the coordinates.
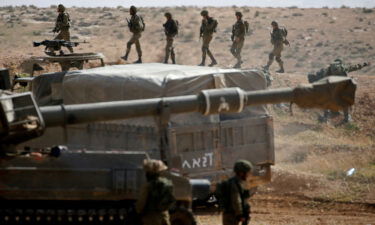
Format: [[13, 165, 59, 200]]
[[136, 160, 174, 225], [317, 60, 369, 123], [53, 5, 73, 53], [199, 11, 218, 66], [122, 6, 143, 63], [231, 18, 246, 68], [265, 23, 288, 73], [163, 16, 178, 64], [222, 176, 251, 225]]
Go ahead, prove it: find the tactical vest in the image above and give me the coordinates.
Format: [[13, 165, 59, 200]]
[[145, 177, 175, 212]]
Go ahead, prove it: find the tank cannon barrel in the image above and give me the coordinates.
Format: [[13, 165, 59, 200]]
[[40, 76, 356, 127]]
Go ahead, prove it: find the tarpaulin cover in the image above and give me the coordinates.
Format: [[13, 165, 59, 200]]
[[33, 63, 269, 126]]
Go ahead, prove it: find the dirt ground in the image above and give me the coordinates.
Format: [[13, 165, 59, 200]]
[[196, 193, 375, 225], [1, 5, 375, 225]]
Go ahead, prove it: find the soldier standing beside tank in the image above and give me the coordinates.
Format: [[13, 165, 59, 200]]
[[223, 160, 253, 225], [199, 10, 218, 67], [163, 12, 178, 64], [52, 4, 73, 54], [231, 12, 246, 69], [121, 6, 144, 63], [309, 59, 370, 124], [263, 21, 289, 73], [136, 159, 175, 225]]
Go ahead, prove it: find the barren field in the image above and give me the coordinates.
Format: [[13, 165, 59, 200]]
[[1, 5, 374, 225]]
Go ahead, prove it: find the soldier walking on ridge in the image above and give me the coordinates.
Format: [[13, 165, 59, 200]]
[[121, 6, 145, 63], [163, 12, 178, 64], [199, 10, 218, 67], [136, 159, 175, 225], [263, 21, 289, 73], [231, 12, 247, 68], [52, 4, 73, 54]]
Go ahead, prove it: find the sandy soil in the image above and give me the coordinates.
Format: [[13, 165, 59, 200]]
[[1, 5, 374, 225]]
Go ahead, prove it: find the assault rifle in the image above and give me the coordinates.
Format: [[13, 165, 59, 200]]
[[33, 39, 88, 56], [126, 18, 132, 30]]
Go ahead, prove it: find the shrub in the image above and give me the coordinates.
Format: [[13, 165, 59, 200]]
[[116, 33, 125, 39], [362, 8, 374, 13], [33, 31, 41, 36]]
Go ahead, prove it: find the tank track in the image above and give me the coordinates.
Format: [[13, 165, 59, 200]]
[[0, 200, 138, 225]]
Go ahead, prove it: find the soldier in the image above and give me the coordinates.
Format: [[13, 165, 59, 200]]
[[163, 12, 178, 64], [222, 160, 253, 225], [311, 59, 370, 123], [136, 159, 175, 225], [52, 4, 73, 53], [199, 10, 218, 67], [231, 12, 246, 68], [121, 6, 144, 63], [263, 21, 289, 73]]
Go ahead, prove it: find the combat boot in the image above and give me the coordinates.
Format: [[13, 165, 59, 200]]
[[233, 61, 242, 69], [208, 59, 217, 67], [134, 58, 142, 64], [276, 68, 285, 73], [121, 53, 129, 61], [171, 53, 176, 64], [276, 62, 285, 73]]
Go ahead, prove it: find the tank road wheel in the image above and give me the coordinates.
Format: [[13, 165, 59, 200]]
[[170, 207, 196, 225]]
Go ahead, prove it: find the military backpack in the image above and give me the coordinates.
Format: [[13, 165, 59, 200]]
[[280, 26, 288, 38], [214, 179, 231, 211], [174, 20, 179, 35], [139, 15, 146, 31], [148, 178, 175, 211]]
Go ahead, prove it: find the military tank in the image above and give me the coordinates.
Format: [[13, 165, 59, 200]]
[[1, 63, 356, 224]]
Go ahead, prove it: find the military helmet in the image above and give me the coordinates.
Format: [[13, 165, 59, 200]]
[[271, 21, 278, 26], [334, 58, 343, 64], [234, 160, 253, 173], [57, 4, 65, 12], [235, 11, 243, 17], [201, 10, 209, 16], [164, 12, 172, 18], [143, 159, 168, 174], [130, 5, 137, 13]]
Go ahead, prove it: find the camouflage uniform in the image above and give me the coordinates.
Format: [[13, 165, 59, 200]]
[[163, 13, 178, 64], [136, 159, 174, 225], [122, 6, 143, 63], [317, 59, 369, 123], [222, 160, 252, 225], [265, 21, 287, 73], [53, 4, 73, 53], [231, 12, 246, 68], [199, 10, 218, 66], [222, 177, 251, 225]]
